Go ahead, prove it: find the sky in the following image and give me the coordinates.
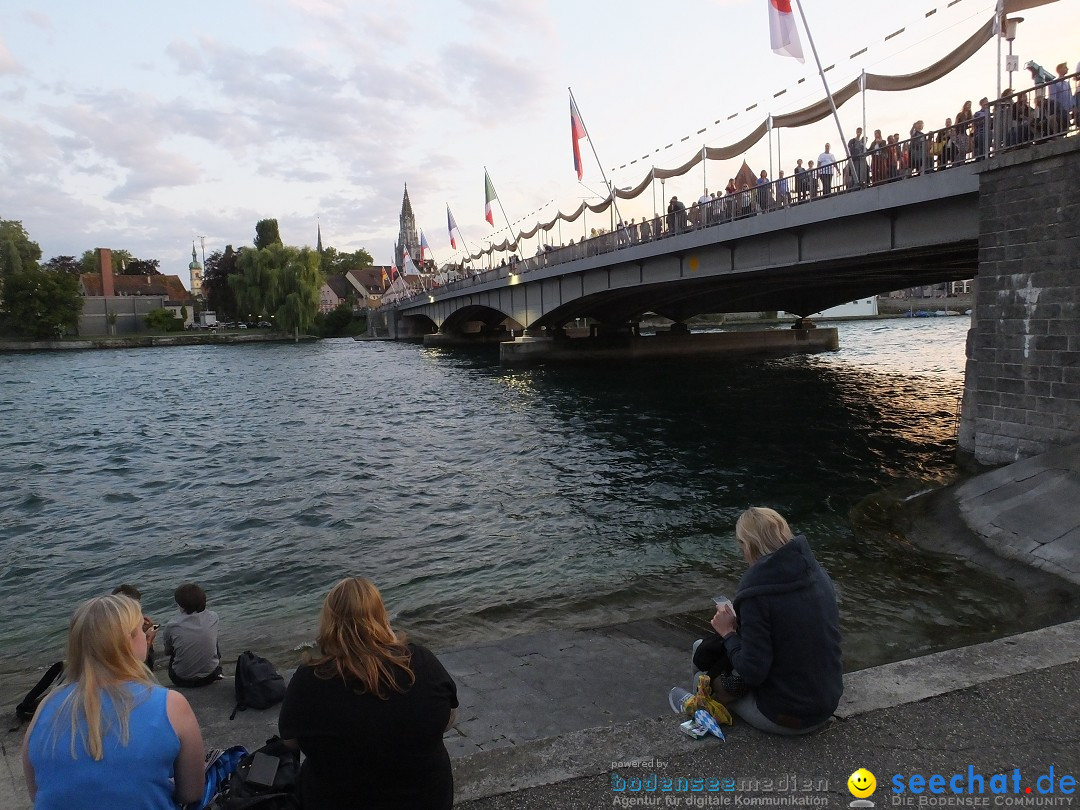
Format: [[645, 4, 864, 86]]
[[0, 0, 1073, 287]]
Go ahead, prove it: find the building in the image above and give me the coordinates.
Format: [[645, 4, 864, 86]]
[[318, 274, 356, 314], [345, 267, 389, 309], [78, 247, 195, 335], [394, 184, 419, 271]]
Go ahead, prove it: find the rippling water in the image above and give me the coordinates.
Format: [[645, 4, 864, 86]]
[[0, 317, 1051, 694]]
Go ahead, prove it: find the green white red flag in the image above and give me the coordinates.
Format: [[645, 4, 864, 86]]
[[484, 170, 497, 226]]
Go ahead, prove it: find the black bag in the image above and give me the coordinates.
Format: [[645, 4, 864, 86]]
[[214, 737, 300, 809], [15, 661, 64, 723], [230, 652, 286, 720]]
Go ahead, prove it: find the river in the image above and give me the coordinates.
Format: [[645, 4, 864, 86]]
[[0, 317, 1051, 697]]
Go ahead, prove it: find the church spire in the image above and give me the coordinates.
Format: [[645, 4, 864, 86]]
[[395, 183, 419, 270], [316, 221, 323, 253]]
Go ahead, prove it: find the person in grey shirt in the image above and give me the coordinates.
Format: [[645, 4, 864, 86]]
[[163, 583, 222, 687]]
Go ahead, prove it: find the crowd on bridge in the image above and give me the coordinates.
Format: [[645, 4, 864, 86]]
[[414, 63, 1078, 296]]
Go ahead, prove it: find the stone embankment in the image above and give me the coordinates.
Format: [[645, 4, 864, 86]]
[[1, 443, 1076, 809], [0, 332, 316, 352]]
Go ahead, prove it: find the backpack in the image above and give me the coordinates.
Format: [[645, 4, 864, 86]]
[[212, 737, 301, 810], [14, 661, 64, 724], [230, 652, 286, 720]]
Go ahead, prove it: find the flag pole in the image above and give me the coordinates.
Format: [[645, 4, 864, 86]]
[[485, 166, 519, 256], [447, 204, 473, 268], [568, 87, 626, 238], [791, 0, 850, 165]]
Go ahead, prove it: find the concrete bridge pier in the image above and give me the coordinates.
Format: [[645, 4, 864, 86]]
[[500, 325, 839, 367], [423, 324, 511, 348]]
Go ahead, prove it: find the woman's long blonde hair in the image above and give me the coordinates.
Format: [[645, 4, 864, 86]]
[[310, 577, 414, 698], [54, 594, 154, 760], [735, 507, 795, 563]]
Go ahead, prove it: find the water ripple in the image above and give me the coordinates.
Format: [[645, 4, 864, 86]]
[[0, 320, 1048, 700]]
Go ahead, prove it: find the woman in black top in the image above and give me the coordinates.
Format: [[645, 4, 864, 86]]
[[279, 577, 458, 809], [693, 507, 842, 735]]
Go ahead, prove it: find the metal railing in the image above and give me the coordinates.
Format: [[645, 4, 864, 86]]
[[396, 73, 1078, 304]]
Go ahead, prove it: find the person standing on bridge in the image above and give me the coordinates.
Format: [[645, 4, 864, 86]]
[[847, 128, 868, 187], [816, 144, 836, 195], [692, 507, 843, 735]]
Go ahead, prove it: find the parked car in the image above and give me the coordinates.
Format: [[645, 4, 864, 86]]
[[258, 321, 273, 328]]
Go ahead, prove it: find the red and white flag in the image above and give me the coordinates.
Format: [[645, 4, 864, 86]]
[[768, 0, 804, 63], [570, 96, 586, 180], [420, 230, 431, 262], [447, 205, 460, 249]]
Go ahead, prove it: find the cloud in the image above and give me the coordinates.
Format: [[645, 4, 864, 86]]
[[22, 10, 52, 30], [439, 43, 547, 118], [0, 35, 20, 75]]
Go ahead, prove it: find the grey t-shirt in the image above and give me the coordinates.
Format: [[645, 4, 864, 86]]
[[163, 610, 220, 679]]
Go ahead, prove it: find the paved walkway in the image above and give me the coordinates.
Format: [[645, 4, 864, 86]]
[[2, 442, 1078, 809]]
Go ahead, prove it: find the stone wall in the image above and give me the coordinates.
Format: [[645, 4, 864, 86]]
[[959, 136, 1080, 465]]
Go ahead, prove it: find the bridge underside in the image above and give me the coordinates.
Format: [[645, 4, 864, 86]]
[[390, 167, 981, 332], [537, 241, 977, 326]]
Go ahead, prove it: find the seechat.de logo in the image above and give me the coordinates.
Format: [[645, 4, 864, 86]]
[[848, 767, 877, 808]]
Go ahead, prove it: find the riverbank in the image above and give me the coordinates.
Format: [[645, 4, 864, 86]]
[[1, 443, 1076, 808], [0, 332, 317, 352]]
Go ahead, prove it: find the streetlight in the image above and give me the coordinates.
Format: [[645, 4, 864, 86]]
[[1005, 17, 1023, 91]]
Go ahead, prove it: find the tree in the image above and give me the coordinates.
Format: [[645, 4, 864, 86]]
[[41, 256, 82, 276], [0, 220, 42, 270], [122, 258, 161, 276], [318, 301, 355, 337], [203, 246, 242, 320], [254, 219, 283, 250], [232, 242, 321, 339], [1, 239, 22, 278], [1, 267, 83, 338], [79, 249, 135, 275], [320, 246, 374, 275], [144, 308, 182, 332]]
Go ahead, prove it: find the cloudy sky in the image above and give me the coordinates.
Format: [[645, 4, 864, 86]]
[[0, 0, 1071, 285]]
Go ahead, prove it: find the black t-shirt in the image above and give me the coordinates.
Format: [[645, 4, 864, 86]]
[[278, 643, 459, 810]]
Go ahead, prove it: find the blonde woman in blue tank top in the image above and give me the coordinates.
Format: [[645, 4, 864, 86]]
[[21, 594, 205, 809]]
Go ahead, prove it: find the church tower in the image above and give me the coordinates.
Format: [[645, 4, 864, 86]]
[[394, 184, 419, 269], [188, 243, 203, 298]]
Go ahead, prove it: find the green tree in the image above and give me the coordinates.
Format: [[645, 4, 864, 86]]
[[203, 246, 241, 320], [1, 268, 83, 338], [144, 308, 182, 332], [1, 239, 23, 278], [254, 219, 283, 250], [320, 246, 374, 275], [79, 249, 135, 275], [122, 258, 161, 275], [318, 301, 354, 337], [0, 220, 42, 270], [41, 256, 82, 276], [232, 243, 320, 340]]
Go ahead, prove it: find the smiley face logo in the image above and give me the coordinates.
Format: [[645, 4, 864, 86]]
[[848, 768, 877, 798]]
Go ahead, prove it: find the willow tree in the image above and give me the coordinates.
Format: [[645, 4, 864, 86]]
[[231, 243, 321, 340]]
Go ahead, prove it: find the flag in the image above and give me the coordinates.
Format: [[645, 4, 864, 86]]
[[484, 170, 497, 226], [570, 96, 586, 180], [403, 246, 420, 275], [420, 231, 431, 262], [381, 266, 389, 286], [447, 205, 459, 249], [768, 0, 804, 63]]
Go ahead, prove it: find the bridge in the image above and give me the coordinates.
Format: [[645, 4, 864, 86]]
[[374, 86, 1080, 467]]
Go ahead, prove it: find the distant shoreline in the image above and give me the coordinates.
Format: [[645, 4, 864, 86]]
[[0, 332, 317, 353]]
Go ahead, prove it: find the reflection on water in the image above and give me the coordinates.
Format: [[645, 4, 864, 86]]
[[0, 318, 1066, 694]]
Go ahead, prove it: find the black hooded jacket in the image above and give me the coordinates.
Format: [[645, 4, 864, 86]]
[[722, 534, 843, 728]]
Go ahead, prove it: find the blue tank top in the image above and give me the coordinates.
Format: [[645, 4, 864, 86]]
[[28, 681, 182, 810]]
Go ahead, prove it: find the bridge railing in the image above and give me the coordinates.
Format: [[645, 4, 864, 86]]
[[405, 74, 1077, 304]]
